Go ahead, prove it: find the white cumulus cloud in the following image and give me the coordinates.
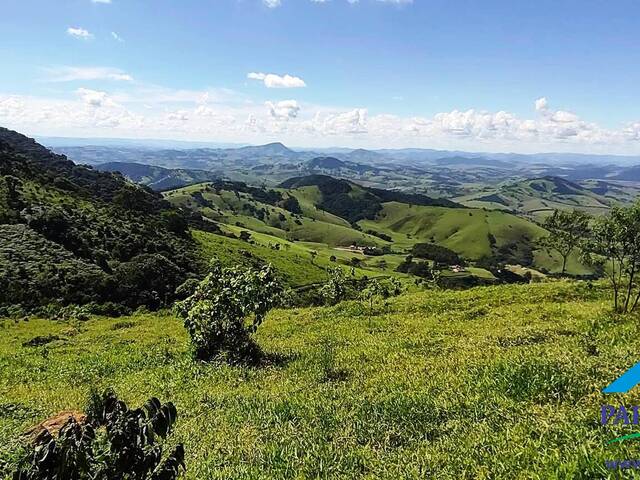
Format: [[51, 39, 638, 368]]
[[266, 100, 300, 120], [67, 27, 93, 39], [248, 72, 306, 88], [535, 97, 548, 112], [313, 109, 368, 135], [76, 88, 117, 107]]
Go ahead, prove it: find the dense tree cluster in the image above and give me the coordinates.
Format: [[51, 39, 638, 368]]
[[0, 128, 200, 311], [365, 229, 392, 242], [278, 195, 302, 214], [396, 255, 435, 277], [411, 243, 462, 265]]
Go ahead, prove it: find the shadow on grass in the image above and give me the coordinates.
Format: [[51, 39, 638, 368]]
[[259, 350, 300, 368]]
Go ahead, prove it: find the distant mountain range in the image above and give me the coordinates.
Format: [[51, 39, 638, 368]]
[[48, 141, 640, 200], [49, 139, 640, 167], [95, 162, 219, 191]]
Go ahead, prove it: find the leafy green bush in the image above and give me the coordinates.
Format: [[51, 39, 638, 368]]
[[175, 260, 283, 363], [360, 278, 403, 319], [13, 390, 184, 480], [361, 279, 391, 311], [319, 267, 350, 306]]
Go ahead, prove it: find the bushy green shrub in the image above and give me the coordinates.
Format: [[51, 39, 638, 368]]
[[13, 389, 184, 480], [319, 267, 350, 306], [175, 260, 283, 363]]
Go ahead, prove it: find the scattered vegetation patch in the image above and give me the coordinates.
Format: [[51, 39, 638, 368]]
[[110, 320, 135, 331], [21, 335, 60, 348], [495, 330, 549, 348]]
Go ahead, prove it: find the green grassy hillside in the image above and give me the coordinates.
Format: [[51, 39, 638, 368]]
[[456, 176, 622, 220], [359, 202, 547, 261], [165, 183, 382, 248], [192, 228, 400, 288], [0, 281, 633, 478], [165, 176, 590, 277]]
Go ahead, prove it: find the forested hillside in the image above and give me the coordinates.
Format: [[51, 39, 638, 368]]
[[0, 128, 199, 311]]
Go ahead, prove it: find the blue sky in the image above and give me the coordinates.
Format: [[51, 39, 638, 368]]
[[1, 0, 640, 153]]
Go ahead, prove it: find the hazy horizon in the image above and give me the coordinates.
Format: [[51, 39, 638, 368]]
[[30, 133, 640, 160]]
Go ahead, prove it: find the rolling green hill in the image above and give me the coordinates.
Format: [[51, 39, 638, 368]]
[[165, 174, 587, 277], [95, 162, 219, 191], [164, 181, 385, 248], [358, 202, 547, 261], [455, 176, 625, 219], [280, 174, 460, 223], [164, 182, 396, 285]]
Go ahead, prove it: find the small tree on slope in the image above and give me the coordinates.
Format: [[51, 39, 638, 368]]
[[541, 209, 591, 275], [582, 203, 640, 313], [175, 259, 283, 363]]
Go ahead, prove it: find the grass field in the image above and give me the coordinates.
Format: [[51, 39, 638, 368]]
[[359, 202, 548, 257], [193, 229, 392, 287], [1, 281, 639, 478]]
